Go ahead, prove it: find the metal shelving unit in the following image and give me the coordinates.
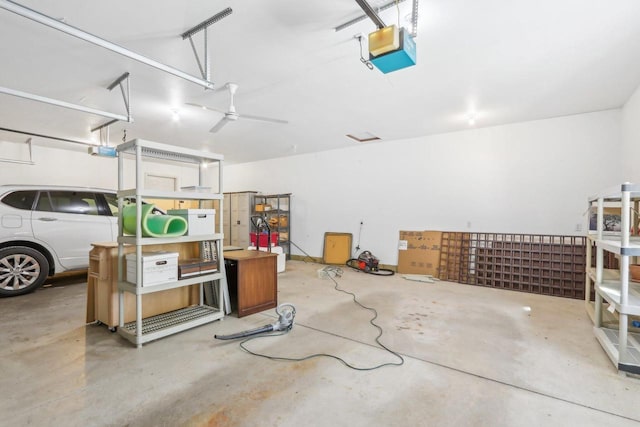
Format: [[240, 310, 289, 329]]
[[253, 193, 291, 259], [116, 139, 228, 347], [590, 182, 640, 374]]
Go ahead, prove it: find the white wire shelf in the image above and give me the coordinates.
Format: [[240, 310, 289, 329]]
[[594, 327, 640, 375], [117, 306, 223, 345]]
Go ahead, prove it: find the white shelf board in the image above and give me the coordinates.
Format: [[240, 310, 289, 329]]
[[588, 183, 640, 201], [118, 233, 223, 246], [586, 231, 625, 240], [595, 238, 640, 256], [117, 138, 224, 163], [595, 281, 640, 315], [118, 271, 223, 294], [117, 188, 222, 200]]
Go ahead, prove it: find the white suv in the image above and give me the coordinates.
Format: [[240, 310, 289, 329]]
[[0, 185, 120, 296]]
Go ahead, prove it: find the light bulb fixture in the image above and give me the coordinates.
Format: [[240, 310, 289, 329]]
[[467, 114, 476, 126], [171, 109, 180, 122]]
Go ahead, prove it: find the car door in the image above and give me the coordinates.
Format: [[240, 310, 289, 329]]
[[31, 190, 114, 270]]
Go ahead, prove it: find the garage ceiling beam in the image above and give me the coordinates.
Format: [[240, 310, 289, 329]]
[[92, 72, 133, 132], [0, 86, 130, 122], [0, 126, 96, 147], [335, 0, 406, 32], [0, 0, 215, 90], [354, 0, 386, 29], [180, 8, 233, 82]]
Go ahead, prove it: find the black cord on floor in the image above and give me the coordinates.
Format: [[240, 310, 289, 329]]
[[238, 266, 404, 371]]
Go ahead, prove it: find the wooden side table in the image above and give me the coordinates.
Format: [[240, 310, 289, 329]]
[[224, 250, 278, 317]]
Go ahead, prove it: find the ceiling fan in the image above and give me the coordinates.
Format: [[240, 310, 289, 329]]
[[187, 82, 288, 133]]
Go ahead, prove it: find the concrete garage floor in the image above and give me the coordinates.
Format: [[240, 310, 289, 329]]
[[2, 260, 640, 427]]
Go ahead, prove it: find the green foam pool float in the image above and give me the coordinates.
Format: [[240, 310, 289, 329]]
[[122, 204, 188, 237]]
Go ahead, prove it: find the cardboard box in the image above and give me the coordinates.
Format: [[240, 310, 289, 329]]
[[167, 209, 215, 236], [126, 252, 179, 286], [397, 231, 442, 276]]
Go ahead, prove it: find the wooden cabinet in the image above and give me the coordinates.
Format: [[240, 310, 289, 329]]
[[224, 250, 277, 317], [86, 242, 199, 330], [221, 191, 257, 248]]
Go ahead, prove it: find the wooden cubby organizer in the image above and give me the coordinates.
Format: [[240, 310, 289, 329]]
[[588, 183, 640, 374], [439, 232, 586, 299], [116, 139, 228, 347]]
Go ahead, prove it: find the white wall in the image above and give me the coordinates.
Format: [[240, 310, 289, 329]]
[[1, 110, 623, 266], [225, 110, 623, 265], [621, 83, 640, 182]]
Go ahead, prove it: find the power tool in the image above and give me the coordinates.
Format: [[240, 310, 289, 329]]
[[214, 303, 296, 340]]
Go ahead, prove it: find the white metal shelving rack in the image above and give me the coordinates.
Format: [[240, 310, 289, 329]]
[[590, 183, 640, 374], [116, 139, 227, 347]]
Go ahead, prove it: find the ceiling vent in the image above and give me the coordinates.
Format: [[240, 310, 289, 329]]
[[346, 132, 380, 142]]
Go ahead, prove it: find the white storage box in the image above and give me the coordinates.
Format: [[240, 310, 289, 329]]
[[167, 209, 215, 236], [248, 245, 286, 273], [126, 252, 179, 287]]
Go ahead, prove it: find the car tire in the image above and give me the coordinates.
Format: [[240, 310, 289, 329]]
[[0, 246, 50, 297]]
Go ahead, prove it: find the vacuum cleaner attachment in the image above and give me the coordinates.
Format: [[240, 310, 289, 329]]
[[214, 303, 296, 340]]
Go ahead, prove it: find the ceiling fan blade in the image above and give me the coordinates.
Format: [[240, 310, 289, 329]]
[[241, 113, 289, 124], [209, 117, 230, 133], [185, 102, 226, 115]]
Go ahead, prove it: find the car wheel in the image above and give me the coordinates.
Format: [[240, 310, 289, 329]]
[[0, 246, 50, 297]]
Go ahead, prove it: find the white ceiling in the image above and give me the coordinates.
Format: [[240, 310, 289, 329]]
[[1, 0, 640, 163]]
